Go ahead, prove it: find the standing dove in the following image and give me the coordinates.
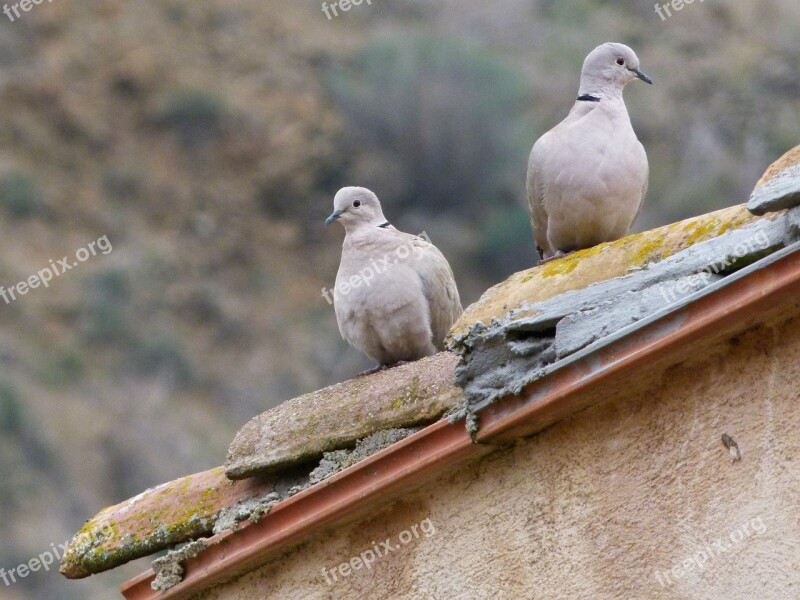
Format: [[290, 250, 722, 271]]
[[527, 42, 652, 262], [325, 187, 463, 374]]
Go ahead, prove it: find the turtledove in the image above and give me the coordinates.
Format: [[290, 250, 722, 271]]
[[325, 187, 463, 374], [527, 42, 652, 262]]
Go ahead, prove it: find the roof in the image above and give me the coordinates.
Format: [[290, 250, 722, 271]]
[[59, 147, 800, 598], [60, 352, 463, 579]]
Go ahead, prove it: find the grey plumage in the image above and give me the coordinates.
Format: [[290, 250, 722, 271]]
[[527, 42, 651, 262], [326, 187, 462, 370]]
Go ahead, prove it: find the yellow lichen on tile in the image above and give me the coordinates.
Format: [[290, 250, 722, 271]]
[[60, 466, 271, 579], [449, 204, 766, 339]]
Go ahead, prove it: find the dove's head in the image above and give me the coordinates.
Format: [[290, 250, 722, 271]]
[[579, 43, 652, 95], [325, 187, 389, 231]]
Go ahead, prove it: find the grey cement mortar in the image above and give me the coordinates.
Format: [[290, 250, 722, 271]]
[[212, 492, 283, 535], [786, 206, 800, 239], [451, 214, 797, 412], [212, 429, 420, 538], [147, 427, 418, 590], [554, 272, 723, 357], [151, 539, 209, 591], [308, 428, 420, 484], [748, 163, 800, 215]]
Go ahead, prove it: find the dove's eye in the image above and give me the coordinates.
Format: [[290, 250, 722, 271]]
[[616, 58, 625, 66], [352, 200, 361, 208]]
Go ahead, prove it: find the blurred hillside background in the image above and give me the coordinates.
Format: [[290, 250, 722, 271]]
[[0, 0, 797, 598]]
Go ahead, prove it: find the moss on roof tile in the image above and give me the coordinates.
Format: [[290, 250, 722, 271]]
[[224, 351, 463, 479], [449, 204, 767, 339], [60, 467, 275, 579]]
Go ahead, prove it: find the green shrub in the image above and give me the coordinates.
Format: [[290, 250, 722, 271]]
[[0, 382, 24, 433], [327, 34, 532, 217], [475, 205, 535, 275], [0, 171, 41, 219], [38, 350, 86, 388], [152, 88, 228, 147], [102, 169, 143, 202], [134, 336, 194, 387], [79, 269, 133, 345]]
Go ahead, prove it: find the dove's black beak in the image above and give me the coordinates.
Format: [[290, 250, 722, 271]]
[[325, 210, 344, 226], [633, 69, 653, 85]]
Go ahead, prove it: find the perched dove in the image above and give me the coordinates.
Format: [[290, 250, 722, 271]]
[[325, 187, 463, 374], [527, 42, 652, 262]]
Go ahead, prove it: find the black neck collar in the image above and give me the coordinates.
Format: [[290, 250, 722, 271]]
[[577, 93, 601, 103]]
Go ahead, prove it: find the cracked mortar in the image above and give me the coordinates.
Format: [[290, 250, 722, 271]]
[[213, 430, 422, 537], [449, 215, 795, 420], [308, 428, 420, 484], [148, 488, 304, 591], [146, 427, 420, 590], [214, 430, 421, 537], [212, 492, 284, 535], [151, 539, 209, 591], [145, 486, 306, 591]]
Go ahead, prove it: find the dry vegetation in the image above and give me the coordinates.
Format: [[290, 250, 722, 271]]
[[0, 0, 797, 597]]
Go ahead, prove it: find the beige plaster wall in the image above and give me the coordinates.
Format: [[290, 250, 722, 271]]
[[195, 312, 800, 600]]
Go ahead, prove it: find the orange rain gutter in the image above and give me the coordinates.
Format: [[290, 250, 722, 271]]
[[122, 244, 800, 600]]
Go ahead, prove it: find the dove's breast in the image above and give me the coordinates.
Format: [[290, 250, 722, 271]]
[[540, 104, 648, 252], [333, 238, 438, 364]]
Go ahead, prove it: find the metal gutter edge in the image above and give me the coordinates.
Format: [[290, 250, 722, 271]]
[[121, 243, 800, 600]]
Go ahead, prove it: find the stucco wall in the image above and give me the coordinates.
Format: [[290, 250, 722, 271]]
[[195, 311, 800, 600]]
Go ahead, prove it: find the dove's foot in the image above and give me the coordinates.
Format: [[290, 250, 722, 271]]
[[539, 250, 575, 265], [358, 361, 411, 377], [359, 364, 386, 377]]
